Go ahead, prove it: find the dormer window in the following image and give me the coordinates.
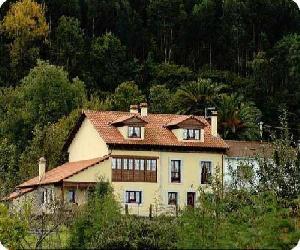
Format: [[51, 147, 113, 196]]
[[128, 126, 141, 138], [183, 129, 200, 140]]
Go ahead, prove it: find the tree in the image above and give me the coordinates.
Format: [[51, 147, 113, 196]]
[[151, 63, 194, 90], [0, 60, 86, 150], [177, 171, 300, 249], [68, 180, 122, 249], [191, 0, 223, 70], [0, 0, 49, 80], [51, 16, 84, 77], [149, 84, 175, 114], [217, 94, 261, 140], [0, 204, 30, 249], [69, 180, 177, 249], [87, 32, 137, 93], [111, 81, 145, 111], [0, 138, 18, 198], [174, 78, 223, 115], [147, 0, 187, 63], [18, 110, 80, 179], [258, 109, 300, 203]]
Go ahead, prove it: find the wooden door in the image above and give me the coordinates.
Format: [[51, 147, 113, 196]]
[[187, 192, 195, 207]]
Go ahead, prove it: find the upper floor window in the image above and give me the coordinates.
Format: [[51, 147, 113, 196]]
[[128, 126, 141, 138], [183, 129, 200, 140], [168, 192, 178, 205], [201, 161, 212, 184], [112, 157, 157, 182], [125, 191, 142, 204], [171, 160, 181, 183]]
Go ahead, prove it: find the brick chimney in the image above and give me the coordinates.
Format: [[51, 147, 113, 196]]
[[130, 104, 139, 114], [140, 103, 148, 116], [39, 157, 46, 181]]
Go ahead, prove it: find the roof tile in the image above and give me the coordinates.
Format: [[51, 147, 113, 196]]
[[84, 110, 228, 149], [18, 156, 109, 188]]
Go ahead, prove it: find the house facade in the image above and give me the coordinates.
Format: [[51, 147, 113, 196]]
[[5, 104, 228, 216], [224, 140, 273, 185]]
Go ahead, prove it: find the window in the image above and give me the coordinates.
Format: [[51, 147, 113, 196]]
[[128, 126, 141, 138], [171, 160, 181, 183], [183, 129, 200, 140], [112, 157, 157, 182], [201, 161, 212, 184], [168, 192, 178, 205], [41, 189, 53, 204], [125, 191, 142, 204], [147, 159, 157, 171], [41, 190, 46, 204], [134, 159, 145, 170], [68, 190, 76, 203]]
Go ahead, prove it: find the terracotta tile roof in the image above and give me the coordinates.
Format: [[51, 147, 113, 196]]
[[18, 156, 110, 188], [83, 110, 228, 150], [225, 140, 273, 158], [165, 115, 205, 127], [110, 114, 148, 125], [3, 187, 34, 201]]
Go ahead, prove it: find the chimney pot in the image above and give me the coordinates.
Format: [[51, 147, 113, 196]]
[[39, 157, 46, 181], [130, 105, 139, 114], [140, 103, 148, 116]]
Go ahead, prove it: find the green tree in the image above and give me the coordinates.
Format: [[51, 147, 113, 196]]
[[87, 32, 137, 93], [111, 81, 145, 111], [147, 0, 187, 63], [52, 16, 84, 77], [1, 60, 86, 150], [149, 84, 175, 114], [217, 94, 261, 140], [18, 110, 80, 179], [68, 180, 122, 249], [177, 173, 300, 249], [258, 109, 300, 203], [174, 78, 223, 115], [0, 204, 30, 249], [0, 139, 18, 197], [151, 63, 194, 90]]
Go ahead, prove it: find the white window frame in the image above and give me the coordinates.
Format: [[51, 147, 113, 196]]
[[183, 128, 201, 140], [128, 126, 141, 138]]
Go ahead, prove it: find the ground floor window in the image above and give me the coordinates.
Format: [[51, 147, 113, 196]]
[[68, 190, 76, 203], [41, 189, 54, 204], [168, 192, 178, 205], [125, 191, 142, 204]]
